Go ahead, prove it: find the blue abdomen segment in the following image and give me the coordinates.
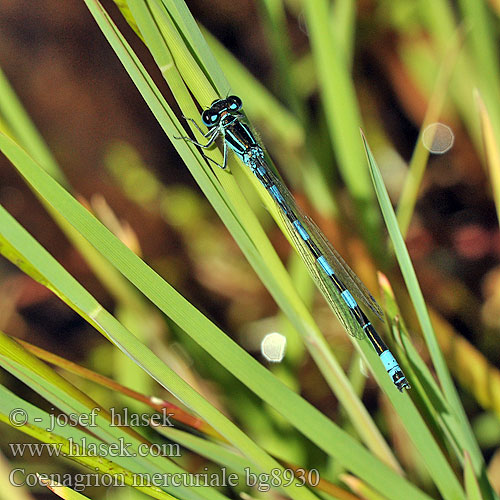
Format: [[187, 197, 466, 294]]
[[270, 184, 285, 204], [341, 289, 357, 309], [317, 255, 334, 277], [293, 220, 310, 241], [380, 350, 401, 378]]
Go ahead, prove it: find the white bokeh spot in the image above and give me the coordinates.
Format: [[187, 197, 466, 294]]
[[422, 123, 455, 154], [261, 332, 287, 363]]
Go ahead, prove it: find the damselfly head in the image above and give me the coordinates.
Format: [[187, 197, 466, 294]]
[[202, 96, 243, 126]]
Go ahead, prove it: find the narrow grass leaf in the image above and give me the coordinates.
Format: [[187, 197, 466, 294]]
[[16, 338, 220, 438], [155, 0, 229, 92], [476, 90, 500, 226], [258, 0, 303, 118], [39, 480, 93, 499], [331, 0, 356, 69], [362, 131, 489, 497], [0, 67, 68, 186], [303, 0, 381, 253], [464, 451, 484, 500]]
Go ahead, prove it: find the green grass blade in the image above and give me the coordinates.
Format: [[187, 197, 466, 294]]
[[39, 480, 95, 500], [476, 90, 500, 227], [155, 0, 229, 92], [331, 0, 356, 68], [0, 67, 68, 186], [258, 0, 304, 119], [464, 451, 485, 500], [303, 0, 381, 254], [362, 131, 496, 500]]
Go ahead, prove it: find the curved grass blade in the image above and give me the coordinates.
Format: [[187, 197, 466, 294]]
[[362, 130, 495, 500], [39, 479, 93, 500], [476, 89, 500, 227]]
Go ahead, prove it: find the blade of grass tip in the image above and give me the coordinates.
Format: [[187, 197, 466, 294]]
[[464, 451, 485, 500], [363, 129, 455, 399], [396, 27, 464, 238], [378, 273, 467, 464], [89, 0, 402, 469], [38, 479, 93, 500], [0, 137, 432, 500], [475, 89, 500, 227], [0, 67, 68, 187], [362, 131, 489, 490]]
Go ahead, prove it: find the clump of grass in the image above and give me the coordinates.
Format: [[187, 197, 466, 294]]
[[0, 1, 499, 500]]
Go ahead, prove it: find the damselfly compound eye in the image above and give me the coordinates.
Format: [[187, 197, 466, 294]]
[[202, 109, 219, 127], [227, 95, 242, 111]]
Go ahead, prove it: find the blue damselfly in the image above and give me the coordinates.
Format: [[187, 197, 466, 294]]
[[179, 96, 410, 392]]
